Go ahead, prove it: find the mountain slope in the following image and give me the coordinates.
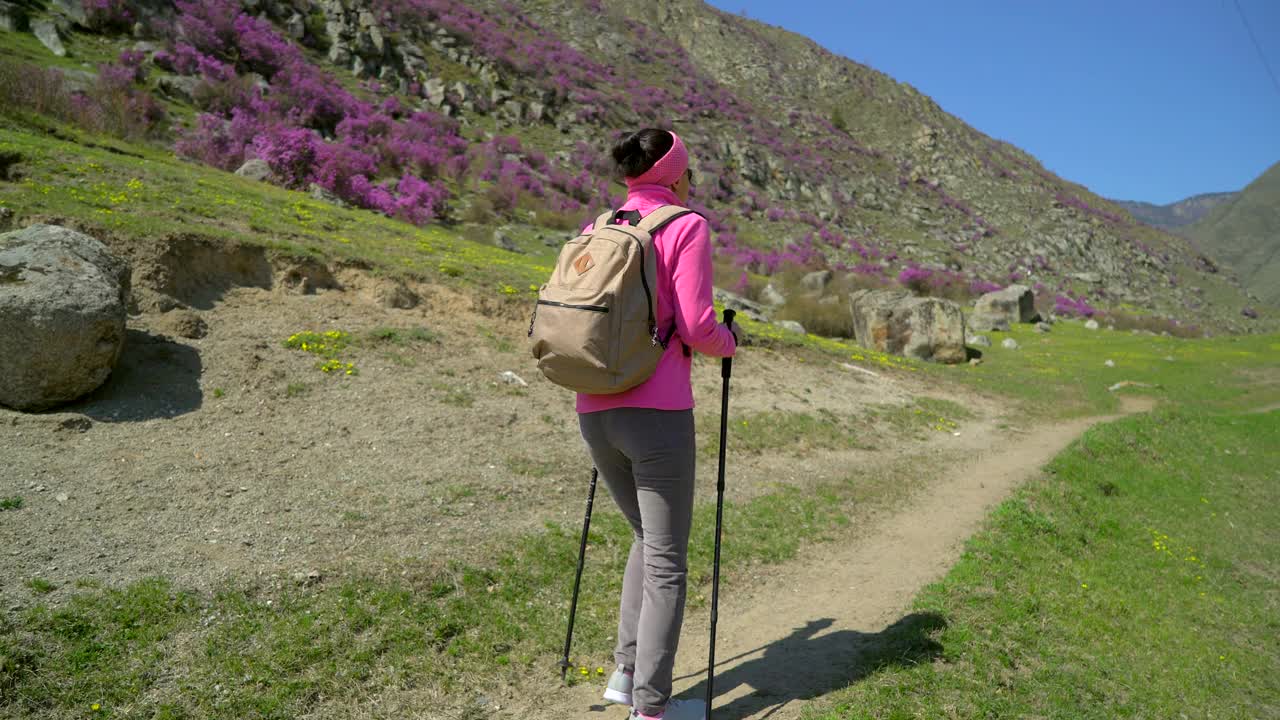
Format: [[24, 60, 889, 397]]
[[0, 0, 1267, 332], [1186, 161, 1280, 307], [1116, 192, 1239, 233]]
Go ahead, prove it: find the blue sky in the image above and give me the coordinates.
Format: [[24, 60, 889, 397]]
[[704, 0, 1280, 205]]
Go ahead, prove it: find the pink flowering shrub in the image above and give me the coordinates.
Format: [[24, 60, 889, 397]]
[[1054, 294, 1098, 318], [174, 0, 239, 58], [162, 0, 471, 225], [58, 58, 169, 141], [897, 265, 934, 294], [392, 174, 451, 224], [83, 0, 134, 33], [252, 126, 321, 189]]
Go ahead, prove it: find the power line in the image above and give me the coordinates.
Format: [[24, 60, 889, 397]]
[[1231, 0, 1280, 100]]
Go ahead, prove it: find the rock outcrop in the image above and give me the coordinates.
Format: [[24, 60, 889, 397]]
[[970, 284, 1037, 332], [712, 287, 770, 323], [848, 289, 966, 364], [235, 159, 272, 182], [32, 18, 66, 57], [0, 225, 130, 411]]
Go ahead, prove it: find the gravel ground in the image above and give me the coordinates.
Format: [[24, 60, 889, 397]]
[[0, 243, 995, 615]]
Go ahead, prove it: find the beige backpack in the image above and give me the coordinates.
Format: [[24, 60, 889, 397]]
[[528, 206, 696, 394]]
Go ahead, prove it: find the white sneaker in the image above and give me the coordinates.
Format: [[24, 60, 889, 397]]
[[631, 698, 706, 720], [602, 666, 632, 705]]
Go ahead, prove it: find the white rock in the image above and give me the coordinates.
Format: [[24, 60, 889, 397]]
[[234, 159, 271, 182], [759, 283, 787, 307], [1085, 319, 1100, 330], [498, 371, 527, 387], [1104, 359, 1115, 367], [1001, 338, 1019, 350]]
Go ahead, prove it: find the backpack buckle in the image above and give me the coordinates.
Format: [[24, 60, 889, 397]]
[[650, 325, 667, 349]]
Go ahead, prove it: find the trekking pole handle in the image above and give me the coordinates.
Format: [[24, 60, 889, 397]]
[[722, 309, 736, 380]]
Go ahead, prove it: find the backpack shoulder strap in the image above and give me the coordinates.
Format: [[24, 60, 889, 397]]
[[588, 210, 614, 233], [637, 205, 700, 235]]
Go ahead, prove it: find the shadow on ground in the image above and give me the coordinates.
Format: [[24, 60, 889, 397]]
[[60, 329, 203, 422], [675, 612, 947, 720]]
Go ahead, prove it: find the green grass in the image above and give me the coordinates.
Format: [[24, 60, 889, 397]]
[[861, 396, 972, 439], [0, 496, 22, 511], [805, 407, 1280, 719], [739, 304, 1279, 420], [0, 122, 553, 297], [699, 408, 870, 456], [24, 579, 55, 595], [0, 478, 853, 718], [436, 385, 474, 408], [365, 326, 439, 345], [952, 323, 1280, 418], [504, 454, 564, 479]]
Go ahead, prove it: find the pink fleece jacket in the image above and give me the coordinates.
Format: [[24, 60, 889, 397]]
[[576, 184, 737, 414]]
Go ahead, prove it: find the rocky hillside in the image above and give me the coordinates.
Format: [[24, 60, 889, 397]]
[[0, 0, 1269, 332], [1185, 160, 1280, 308], [1116, 192, 1239, 234]]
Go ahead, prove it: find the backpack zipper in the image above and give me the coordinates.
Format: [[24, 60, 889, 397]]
[[528, 299, 609, 338], [536, 299, 609, 313]]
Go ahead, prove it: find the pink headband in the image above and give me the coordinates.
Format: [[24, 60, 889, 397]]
[[626, 132, 688, 188]]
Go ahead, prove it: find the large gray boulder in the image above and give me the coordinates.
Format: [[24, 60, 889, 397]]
[[50, 0, 87, 26], [800, 269, 833, 292], [0, 225, 129, 411], [759, 282, 786, 307], [848, 289, 967, 364], [235, 158, 272, 182], [156, 74, 201, 102], [970, 284, 1037, 332], [32, 18, 67, 57], [712, 287, 770, 323]]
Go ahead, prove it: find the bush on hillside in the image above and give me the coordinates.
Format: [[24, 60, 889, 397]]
[[895, 264, 974, 302], [775, 293, 857, 338], [1053, 293, 1098, 318], [0, 58, 165, 141], [0, 61, 71, 120]]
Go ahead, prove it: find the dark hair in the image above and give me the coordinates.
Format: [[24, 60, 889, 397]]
[[611, 128, 673, 179]]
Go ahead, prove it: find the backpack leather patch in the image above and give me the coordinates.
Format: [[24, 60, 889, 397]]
[[573, 253, 595, 275]]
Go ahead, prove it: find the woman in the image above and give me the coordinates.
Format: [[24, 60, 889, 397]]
[[579, 128, 740, 720]]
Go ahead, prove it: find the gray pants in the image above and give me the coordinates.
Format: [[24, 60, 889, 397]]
[[579, 407, 696, 715]]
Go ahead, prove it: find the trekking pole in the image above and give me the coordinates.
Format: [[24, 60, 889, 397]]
[[560, 466, 599, 681], [706, 308, 736, 717]]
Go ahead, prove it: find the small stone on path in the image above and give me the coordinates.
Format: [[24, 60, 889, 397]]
[[498, 371, 527, 387]]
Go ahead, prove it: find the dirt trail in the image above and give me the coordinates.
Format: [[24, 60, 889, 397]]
[[519, 397, 1154, 720]]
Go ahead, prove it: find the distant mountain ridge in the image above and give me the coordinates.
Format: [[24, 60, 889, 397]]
[[1116, 192, 1239, 234], [1185, 161, 1280, 307]]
